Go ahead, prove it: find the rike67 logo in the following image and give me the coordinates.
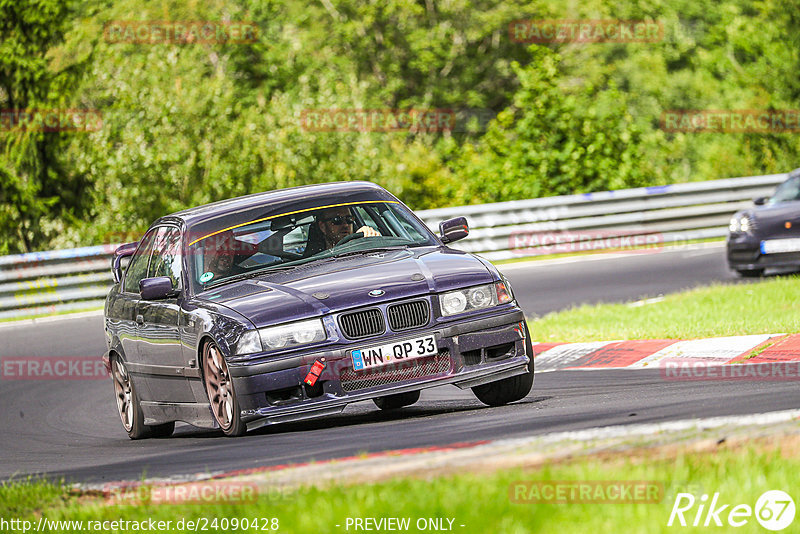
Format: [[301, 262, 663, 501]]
[[668, 490, 795, 531]]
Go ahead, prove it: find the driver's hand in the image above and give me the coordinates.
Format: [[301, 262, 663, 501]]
[[357, 226, 380, 237]]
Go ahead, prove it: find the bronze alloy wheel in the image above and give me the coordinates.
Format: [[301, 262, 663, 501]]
[[203, 341, 246, 437], [111, 357, 159, 439], [112, 358, 134, 432]]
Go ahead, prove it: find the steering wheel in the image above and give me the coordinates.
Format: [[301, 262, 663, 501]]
[[335, 231, 365, 247]]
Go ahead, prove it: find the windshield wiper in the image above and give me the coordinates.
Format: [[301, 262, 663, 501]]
[[333, 245, 409, 258], [204, 264, 299, 289]]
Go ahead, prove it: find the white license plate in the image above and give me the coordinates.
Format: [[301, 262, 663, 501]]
[[351, 335, 438, 372], [761, 238, 800, 254]]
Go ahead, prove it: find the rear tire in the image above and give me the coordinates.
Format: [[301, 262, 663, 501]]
[[373, 390, 421, 410], [472, 323, 534, 407], [736, 268, 764, 278], [111, 357, 151, 440]]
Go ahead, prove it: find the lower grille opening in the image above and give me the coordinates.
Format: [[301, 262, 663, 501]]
[[759, 252, 800, 262], [339, 350, 452, 392], [462, 349, 482, 366], [485, 342, 515, 361], [303, 381, 325, 398], [266, 386, 303, 405], [729, 250, 759, 262]]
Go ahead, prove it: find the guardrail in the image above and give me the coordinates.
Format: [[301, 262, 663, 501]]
[[0, 173, 786, 320]]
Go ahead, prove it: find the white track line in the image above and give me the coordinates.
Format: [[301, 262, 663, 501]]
[[496, 241, 726, 271], [0, 309, 104, 329]]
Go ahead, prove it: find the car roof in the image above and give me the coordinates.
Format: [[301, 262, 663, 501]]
[[154, 181, 399, 240]]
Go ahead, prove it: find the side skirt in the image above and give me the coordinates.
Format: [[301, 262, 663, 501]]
[[140, 401, 217, 429]]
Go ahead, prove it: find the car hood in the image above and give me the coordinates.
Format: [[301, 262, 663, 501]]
[[195, 247, 495, 327], [749, 201, 800, 237]]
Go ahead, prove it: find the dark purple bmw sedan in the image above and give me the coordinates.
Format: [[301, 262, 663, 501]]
[[103, 181, 533, 438]]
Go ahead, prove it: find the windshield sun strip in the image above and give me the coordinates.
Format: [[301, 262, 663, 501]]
[[188, 200, 400, 246]]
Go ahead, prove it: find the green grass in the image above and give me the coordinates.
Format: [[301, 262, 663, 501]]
[[2, 445, 797, 533], [0, 477, 66, 518], [530, 275, 800, 342]]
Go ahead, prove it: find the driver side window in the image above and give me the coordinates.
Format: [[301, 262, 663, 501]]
[[148, 226, 183, 289], [123, 229, 158, 293]]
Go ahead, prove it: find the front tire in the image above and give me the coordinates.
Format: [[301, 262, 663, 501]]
[[203, 341, 246, 437], [472, 323, 534, 407], [373, 390, 421, 410]]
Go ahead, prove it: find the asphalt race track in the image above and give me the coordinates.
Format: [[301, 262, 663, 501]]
[[503, 242, 746, 316], [2, 243, 798, 484]]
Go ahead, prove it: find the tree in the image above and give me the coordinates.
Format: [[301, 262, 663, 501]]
[[0, 0, 88, 253], [456, 47, 658, 204]]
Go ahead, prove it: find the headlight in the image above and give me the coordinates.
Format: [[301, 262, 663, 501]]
[[729, 214, 752, 234], [740, 216, 751, 233], [441, 291, 468, 315], [235, 330, 262, 355], [259, 318, 326, 350], [439, 282, 513, 317]]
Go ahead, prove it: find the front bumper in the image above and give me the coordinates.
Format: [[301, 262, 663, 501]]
[[228, 308, 530, 430], [727, 236, 800, 271]]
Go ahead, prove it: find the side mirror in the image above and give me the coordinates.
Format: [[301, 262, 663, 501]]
[[112, 241, 139, 283], [439, 217, 469, 244], [753, 196, 768, 206], [139, 277, 177, 300]]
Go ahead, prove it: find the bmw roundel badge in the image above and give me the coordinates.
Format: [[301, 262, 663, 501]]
[[369, 289, 385, 297]]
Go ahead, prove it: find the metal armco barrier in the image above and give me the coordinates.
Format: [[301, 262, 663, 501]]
[[0, 173, 787, 320], [418, 173, 786, 260], [0, 244, 118, 320]]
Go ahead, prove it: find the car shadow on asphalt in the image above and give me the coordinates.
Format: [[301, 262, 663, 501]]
[[170, 395, 552, 439]]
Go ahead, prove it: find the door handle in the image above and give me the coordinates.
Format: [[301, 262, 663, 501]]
[[135, 314, 144, 325]]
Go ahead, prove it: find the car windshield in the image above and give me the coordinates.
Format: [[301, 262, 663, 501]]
[[768, 175, 800, 205], [188, 200, 437, 291]]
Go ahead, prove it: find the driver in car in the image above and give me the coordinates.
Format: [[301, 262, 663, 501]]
[[317, 206, 380, 250]]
